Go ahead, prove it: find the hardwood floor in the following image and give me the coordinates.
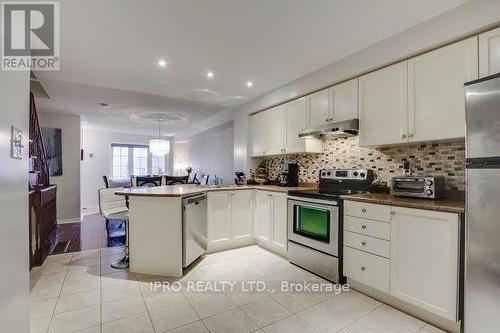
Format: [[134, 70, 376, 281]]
[[57, 213, 125, 253]]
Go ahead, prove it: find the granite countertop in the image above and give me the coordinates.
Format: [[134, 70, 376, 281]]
[[115, 183, 317, 198], [341, 193, 465, 214]]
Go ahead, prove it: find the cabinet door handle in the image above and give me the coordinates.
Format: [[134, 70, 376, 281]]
[[361, 225, 367, 230], [408, 133, 414, 138], [391, 211, 396, 215], [361, 208, 367, 213], [361, 241, 367, 246], [361, 266, 366, 271], [401, 134, 407, 139]]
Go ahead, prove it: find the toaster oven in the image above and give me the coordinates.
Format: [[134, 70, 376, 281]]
[[390, 176, 445, 199]]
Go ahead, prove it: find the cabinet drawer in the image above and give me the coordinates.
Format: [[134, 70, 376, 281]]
[[344, 201, 391, 222], [344, 215, 391, 240], [344, 231, 390, 258], [343, 246, 390, 293]]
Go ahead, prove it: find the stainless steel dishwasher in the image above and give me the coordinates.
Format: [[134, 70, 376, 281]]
[[182, 194, 207, 268]]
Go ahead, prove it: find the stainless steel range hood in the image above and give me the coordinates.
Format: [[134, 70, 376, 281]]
[[298, 118, 359, 139]]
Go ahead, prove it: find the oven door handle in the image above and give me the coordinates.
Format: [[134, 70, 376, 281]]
[[287, 196, 338, 206]]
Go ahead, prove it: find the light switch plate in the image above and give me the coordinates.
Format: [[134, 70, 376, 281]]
[[10, 126, 23, 159]]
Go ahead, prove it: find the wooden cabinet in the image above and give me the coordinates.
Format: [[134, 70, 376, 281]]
[[306, 88, 331, 127], [250, 100, 321, 157], [285, 98, 307, 154], [408, 37, 478, 142], [250, 111, 268, 157], [390, 206, 459, 321], [479, 27, 500, 77], [267, 105, 286, 155], [359, 61, 408, 147], [331, 78, 359, 122], [343, 200, 460, 321], [306, 78, 358, 128], [207, 190, 254, 252], [254, 190, 287, 256]]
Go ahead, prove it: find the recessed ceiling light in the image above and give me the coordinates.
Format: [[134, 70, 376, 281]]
[[157, 59, 167, 68], [246, 81, 253, 88], [206, 71, 214, 78]]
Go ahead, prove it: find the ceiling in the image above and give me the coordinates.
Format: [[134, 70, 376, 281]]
[[35, 0, 469, 136]]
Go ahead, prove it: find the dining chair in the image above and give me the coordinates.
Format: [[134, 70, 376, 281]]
[[165, 175, 189, 185], [136, 176, 163, 187], [98, 187, 129, 269]]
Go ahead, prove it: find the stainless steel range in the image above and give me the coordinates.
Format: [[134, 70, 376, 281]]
[[287, 169, 375, 282]]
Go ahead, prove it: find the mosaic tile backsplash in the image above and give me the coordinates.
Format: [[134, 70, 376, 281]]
[[265, 136, 466, 191]]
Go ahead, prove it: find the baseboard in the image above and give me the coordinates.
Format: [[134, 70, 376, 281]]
[[57, 218, 81, 224]]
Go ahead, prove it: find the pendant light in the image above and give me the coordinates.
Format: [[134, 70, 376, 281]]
[[149, 118, 170, 155]]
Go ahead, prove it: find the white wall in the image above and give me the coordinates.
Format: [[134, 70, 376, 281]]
[[38, 111, 81, 223], [174, 121, 234, 184], [81, 128, 173, 209], [176, 0, 500, 174], [0, 72, 30, 331]]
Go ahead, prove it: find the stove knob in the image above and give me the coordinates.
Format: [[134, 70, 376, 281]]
[[425, 180, 433, 186], [327, 171, 331, 176], [353, 171, 358, 177], [321, 172, 326, 177], [426, 189, 433, 196], [360, 172, 365, 178]]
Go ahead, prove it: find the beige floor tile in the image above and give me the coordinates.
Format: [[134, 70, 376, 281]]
[[101, 295, 148, 323], [66, 264, 100, 276], [358, 305, 426, 333], [101, 253, 126, 265], [30, 316, 52, 333], [31, 271, 67, 288], [296, 300, 354, 333], [271, 291, 323, 313], [55, 288, 100, 314], [189, 293, 237, 319], [102, 312, 154, 333], [168, 321, 210, 333], [337, 321, 378, 333], [101, 281, 143, 303], [203, 308, 258, 333], [240, 296, 292, 327], [30, 296, 58, 320], [325, 289, 382, 319], [75, 326, 101, 333], [71, 249, 100, 260], [48, 304, 100, 333], [70, 255, 101, 267], [262, 315, 316, 333], [60, 276, 100, 295], [225, 286, 267, 306], [149, 297, 199, 332], [143, 291, 188, 311], [30, 282, 63, 301], [100, 245, 125, 257]]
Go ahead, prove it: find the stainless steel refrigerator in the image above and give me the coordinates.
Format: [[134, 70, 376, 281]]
[[465, 73, 500, 332]]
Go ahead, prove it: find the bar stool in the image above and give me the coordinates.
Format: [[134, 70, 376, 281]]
[[98, 187, 129, 269]]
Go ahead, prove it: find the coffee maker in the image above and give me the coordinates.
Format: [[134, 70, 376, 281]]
[[276, 163, 299, 187]]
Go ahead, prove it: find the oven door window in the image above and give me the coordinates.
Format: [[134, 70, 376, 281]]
[[394, 180, 425, 193], [294, 205, 330, 242]]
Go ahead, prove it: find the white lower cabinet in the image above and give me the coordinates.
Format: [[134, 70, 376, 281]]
[[207, 190, 253, 252], [254, 190, 288, 256], [343, 200, 460, 322], [390, 206, 459, 321]]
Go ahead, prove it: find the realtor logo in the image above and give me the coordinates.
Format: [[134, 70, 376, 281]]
[[1, 1, 60, 70]]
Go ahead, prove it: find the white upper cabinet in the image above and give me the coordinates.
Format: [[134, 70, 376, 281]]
[[408, 37, 478, 142], [306, 88, 331, 128], [250, 111, 268, 157], [285, 97, 307, 153], [390, 207, 459, 321], [331, 78, 359, 122], [359, 61, 408, 147], [266, 105, 286, 155], [479, 27, 500, 77]]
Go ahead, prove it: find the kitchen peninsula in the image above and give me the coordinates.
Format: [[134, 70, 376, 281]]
[[116, 184, 314, 277]]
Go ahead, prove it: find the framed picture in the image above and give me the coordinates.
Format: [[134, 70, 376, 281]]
[[41, 127, 63, 176], [10, 126, 23, 159]]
